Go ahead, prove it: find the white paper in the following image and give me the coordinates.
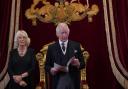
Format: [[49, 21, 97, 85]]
[[54, 56, 75, 72]]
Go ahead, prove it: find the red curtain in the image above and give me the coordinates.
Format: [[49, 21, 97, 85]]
[[112, 0, 128, 71], [0, 0, 12, 80]]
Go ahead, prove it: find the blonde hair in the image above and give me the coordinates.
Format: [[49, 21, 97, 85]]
[[14, 30, 30, 48]]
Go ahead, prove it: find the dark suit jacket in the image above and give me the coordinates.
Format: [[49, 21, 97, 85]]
[[45, 40, 85, 89]]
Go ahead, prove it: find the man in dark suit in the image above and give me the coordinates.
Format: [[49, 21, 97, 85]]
[[45, 23, 85, 89]]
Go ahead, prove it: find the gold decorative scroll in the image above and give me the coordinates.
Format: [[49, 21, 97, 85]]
[[25, 0, 99, 25]]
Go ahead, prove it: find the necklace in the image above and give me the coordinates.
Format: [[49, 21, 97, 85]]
[[18, 47, 27, 57]]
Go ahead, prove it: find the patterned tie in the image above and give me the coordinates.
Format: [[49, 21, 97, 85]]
[[61, 42, 65, 51]]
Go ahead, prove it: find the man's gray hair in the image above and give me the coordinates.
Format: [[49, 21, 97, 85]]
[[56, 23, 70, 35], [14, 30, 30, 48]]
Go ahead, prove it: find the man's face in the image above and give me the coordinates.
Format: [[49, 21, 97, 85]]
[[58, 27, 69, 42]]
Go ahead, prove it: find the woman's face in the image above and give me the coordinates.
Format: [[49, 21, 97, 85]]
[[17, 34, 27, 46]]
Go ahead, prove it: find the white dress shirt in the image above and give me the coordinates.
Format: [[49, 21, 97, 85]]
[[59, 40, 68, 55]]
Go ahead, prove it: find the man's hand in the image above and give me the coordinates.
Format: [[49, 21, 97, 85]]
[[71, 58, 80, 68], [50, 67, 59, 75]]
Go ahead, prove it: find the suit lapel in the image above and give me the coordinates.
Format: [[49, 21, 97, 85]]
[[55, 41, 62, 54], [54, 41, 66, 65], [66, 41, 75, 59]]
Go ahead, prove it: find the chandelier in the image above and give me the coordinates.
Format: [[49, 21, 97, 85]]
[[25, 0, 99, 25]]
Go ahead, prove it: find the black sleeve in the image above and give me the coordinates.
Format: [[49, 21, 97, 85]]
[[27, 49, 40, 87], [8, 50, 15, 78], [27, 49, 36, 76], [76, 43, 85, 70], [44, 45, 53, 74]]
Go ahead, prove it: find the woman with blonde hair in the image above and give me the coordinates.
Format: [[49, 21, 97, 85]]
[[6, 30, 37, 89]]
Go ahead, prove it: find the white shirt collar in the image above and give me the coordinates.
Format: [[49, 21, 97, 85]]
[[59, 40, 68, 47], [59, 40, 68, 54]]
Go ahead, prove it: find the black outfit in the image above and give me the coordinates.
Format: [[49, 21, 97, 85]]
[[6, 48, 36, 89], [45, 40, 85, 89]]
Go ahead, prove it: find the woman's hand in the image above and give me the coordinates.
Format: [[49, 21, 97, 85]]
[[13, 75, 22, 83], [21, 72, 28, 78], [19, 80, 27, 87]]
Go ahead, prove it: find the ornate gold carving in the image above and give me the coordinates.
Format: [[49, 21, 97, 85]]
[[36, 42, 55, 88], [36, 42, 89, 89], [25, 0, 99, 25], [80, 45, 89, 89]]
